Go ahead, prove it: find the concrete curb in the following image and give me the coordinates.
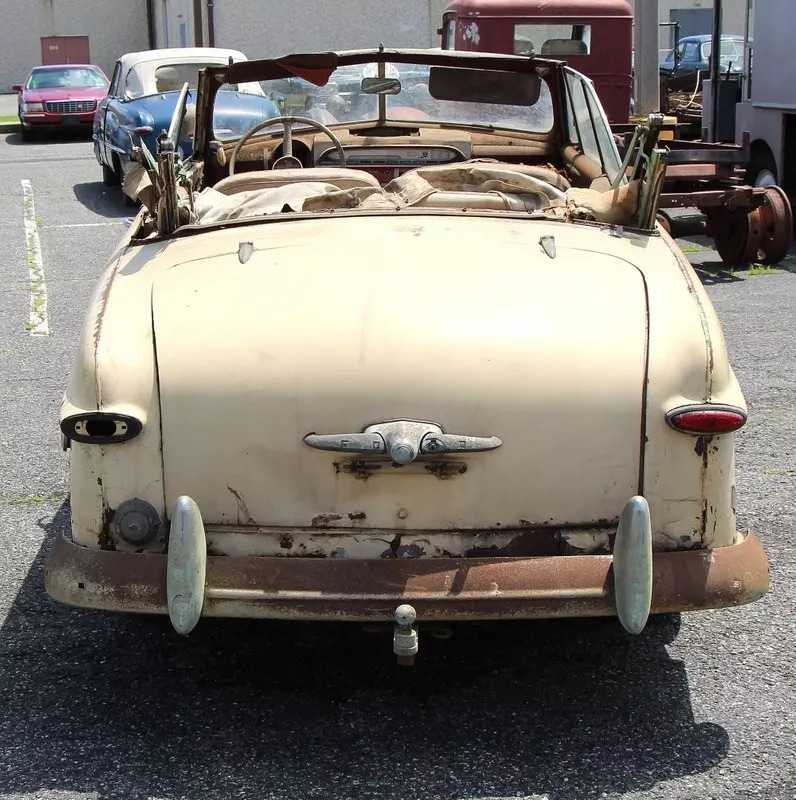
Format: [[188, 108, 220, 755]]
[[0, 122, 20, 133]]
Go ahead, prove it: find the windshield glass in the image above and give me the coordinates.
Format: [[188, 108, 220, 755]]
[[28, 66, 107, 90], [214, 61, 554, 140]]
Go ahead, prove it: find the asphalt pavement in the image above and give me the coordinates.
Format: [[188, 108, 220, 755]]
[[0, 129, 794, 800]]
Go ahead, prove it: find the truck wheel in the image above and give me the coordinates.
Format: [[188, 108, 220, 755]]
[[711, 208, 760, 266], [758, 186, 793, 263], [746, 148, 778, 188]]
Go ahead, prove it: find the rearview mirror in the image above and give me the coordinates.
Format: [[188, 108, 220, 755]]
[[429, 67, 542, 106], [11, 84, 22, 93], [361, 76, 401, 95]]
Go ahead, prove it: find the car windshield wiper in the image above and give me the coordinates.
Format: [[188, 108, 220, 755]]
[[434, 121, 532, 135], [436, 121, 498, 132]]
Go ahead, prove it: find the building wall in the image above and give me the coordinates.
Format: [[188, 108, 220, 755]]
[[0, 0, 150, 92], [640, 0, 748, 52], [207, 0, 450, 57], [203, 0, 748, 59], [1, 0, 752, 93]]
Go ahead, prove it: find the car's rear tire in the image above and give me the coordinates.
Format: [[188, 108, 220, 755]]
[[102, 161, 119, 187], [112, 154, 138, 207]]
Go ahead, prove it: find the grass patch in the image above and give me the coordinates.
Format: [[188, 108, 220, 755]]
[[3, 492, 67, 505], [0, 114, 18, 124], [679, 241, 711, 254], [747, 263, 781, 275], [763, 467, 796, 477]]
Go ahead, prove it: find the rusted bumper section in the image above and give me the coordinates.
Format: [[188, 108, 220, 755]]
[[44, 532, 770, 622]]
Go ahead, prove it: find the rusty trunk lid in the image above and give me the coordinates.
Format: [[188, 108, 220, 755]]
[[151, 215, 647, 530]]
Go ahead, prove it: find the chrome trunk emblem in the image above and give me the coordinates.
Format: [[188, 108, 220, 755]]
[[303, 420, 502, 465]]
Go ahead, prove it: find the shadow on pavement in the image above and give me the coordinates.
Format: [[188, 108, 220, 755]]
[[693, 264, 745, 285], [72, 180, 131, 219], [2, 128, 94, 146], [0, 501, 730, 800]]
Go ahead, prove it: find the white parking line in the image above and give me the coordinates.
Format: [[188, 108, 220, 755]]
[[20, 179, 49, 336], [47, 222, 124, 228]]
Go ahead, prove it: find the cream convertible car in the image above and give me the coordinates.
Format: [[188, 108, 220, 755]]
[[47, 48, 769, 662]]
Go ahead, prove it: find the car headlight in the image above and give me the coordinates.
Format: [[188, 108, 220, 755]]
[[22, 102, 44, 112]]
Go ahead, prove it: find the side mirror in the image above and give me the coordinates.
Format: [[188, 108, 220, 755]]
[[11, 84, 22, 93]]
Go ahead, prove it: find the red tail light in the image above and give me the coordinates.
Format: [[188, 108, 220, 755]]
[[666, 404, 747, 435]]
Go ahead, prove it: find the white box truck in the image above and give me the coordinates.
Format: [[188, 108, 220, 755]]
[[735, 0, 796, 193]]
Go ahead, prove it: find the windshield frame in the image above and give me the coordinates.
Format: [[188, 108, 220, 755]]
[[194, 48, 568, 160], [214, 62, 556, 142]]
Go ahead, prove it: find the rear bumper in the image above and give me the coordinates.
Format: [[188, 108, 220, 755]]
[[45, 531, 770, 622]]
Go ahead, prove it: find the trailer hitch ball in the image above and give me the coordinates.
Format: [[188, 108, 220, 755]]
[[393, 604, 419, 666]]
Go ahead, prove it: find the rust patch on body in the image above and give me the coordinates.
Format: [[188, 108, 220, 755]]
[[697, 436, 711, 538], [311, 513, 343, 527], [98, 503, 116, 551], [395, 542, 426, 559], [347, 512, 366, 521], [425, 461, 467, 479], [693, 435, 719, 459], [227, 485, 256, 525], [464, 529, 562, 557]]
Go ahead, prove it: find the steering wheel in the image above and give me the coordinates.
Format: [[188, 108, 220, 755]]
[[228, 115, 347, 175]]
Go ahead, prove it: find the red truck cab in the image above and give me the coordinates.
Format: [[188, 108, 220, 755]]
[[440, 0, 633, 123]]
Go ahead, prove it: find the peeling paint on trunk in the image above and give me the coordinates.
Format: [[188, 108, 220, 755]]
[[203, 526, 612, 559], [227, 485, 256, 525]]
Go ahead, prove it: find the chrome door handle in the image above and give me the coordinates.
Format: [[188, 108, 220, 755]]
[[301, 432, 386, 454], [419, 432, 503, 455], [304, 420, 502, 465]]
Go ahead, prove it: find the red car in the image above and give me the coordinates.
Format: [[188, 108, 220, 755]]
[[13, 64, 109, 140]]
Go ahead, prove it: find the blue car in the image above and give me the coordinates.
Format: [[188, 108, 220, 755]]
[[94, 47, 279, 197], [659, 34, 746, 91]]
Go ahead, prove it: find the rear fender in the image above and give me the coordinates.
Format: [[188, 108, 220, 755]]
[[62, 246, 165, 551], [642, 232, 745, 549]]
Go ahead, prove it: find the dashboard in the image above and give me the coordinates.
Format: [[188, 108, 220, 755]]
[[224, 128, 554, 188], [314, 142, 470, 183]]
